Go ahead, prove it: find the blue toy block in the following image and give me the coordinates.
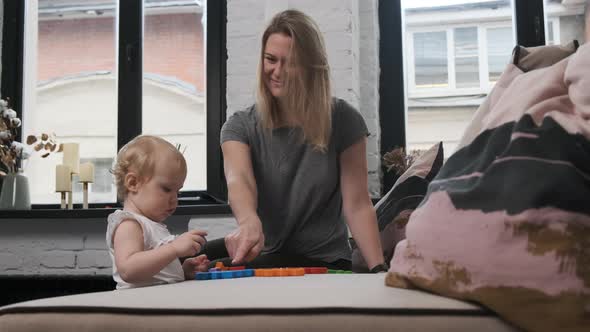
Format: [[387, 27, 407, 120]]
[[195, 269, 254, 281]]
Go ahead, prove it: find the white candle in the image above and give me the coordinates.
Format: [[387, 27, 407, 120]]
[[79, 162, 95, 183], [55, 164, 72, 192], [62, 143, 80, 174]]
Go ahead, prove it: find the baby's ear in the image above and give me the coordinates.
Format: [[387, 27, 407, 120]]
[[125, 172, 141, 193]]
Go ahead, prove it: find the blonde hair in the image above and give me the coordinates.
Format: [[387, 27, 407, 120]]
[[112, 135, 187, 201], [256, 9, 332, 151]]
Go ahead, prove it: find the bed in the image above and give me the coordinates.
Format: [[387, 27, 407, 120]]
[[0, 274, 518, 331]]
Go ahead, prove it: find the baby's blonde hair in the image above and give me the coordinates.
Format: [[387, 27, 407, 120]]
[[112, 135, 187, 201]]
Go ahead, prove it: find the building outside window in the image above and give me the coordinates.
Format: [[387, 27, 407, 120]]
[[403, 0, 585, 154]]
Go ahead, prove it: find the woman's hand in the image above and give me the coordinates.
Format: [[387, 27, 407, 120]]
[[225, 216, 265, 265]]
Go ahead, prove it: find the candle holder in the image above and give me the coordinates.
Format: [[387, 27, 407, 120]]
[[55, 164, 72, 210], [78, 162, 94, 209], [57, 191, 67, 209], [81, 181, 92, 209], [67, 182, 74, 210]]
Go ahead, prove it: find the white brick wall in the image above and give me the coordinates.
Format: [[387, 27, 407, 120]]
[[0, 0, 381, 276]]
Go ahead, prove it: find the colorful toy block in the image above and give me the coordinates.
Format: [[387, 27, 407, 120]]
[[195, 269, 255, 280], [304, 267, 328, 274], [327, 269, 352, 274], [253, 268, 305, 277], [228, 266, 245, 271], [198, 263, 348, 281]]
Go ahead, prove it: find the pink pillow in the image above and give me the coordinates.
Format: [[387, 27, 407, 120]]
[[387, 43, 590, 332]]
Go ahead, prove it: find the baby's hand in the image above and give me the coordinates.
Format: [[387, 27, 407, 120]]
[[170, 230, 207, 258], [183, 254, 210, 279]]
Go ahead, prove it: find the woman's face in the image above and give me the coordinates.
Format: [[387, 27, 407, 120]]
[[263, 33, 295, 98]]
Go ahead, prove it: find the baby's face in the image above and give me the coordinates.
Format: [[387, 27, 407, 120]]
[[135, 152, 187, 222]]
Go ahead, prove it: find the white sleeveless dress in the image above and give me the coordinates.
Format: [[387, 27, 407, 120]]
[[106, 210, 184, 289]]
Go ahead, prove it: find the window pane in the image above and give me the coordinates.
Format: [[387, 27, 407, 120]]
[[403, 0, 514, 154], [487, 27, 513, 83], [454, 27, 479, 88], [414, 31, 448, 87], [544, 0, 586, 45], [72, 158, 114, 202], [25, 0, 118, 204], [142, 0, 206, 191], [547, 21, 555, 45]]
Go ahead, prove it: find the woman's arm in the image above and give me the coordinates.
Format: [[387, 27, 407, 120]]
[[340, 137, 385, 270], [221, 141, 265, 264], [113, 220, 206, 283]]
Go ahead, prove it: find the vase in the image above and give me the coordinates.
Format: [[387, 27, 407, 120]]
[[0, 171, 31, 210]]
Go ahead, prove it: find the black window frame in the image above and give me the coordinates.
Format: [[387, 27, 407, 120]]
[[1, 0, 229, 217], [377, 0, 547, 196], [1, 0, 553, 217]]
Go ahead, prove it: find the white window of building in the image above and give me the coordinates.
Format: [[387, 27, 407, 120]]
[[545, 0, 585, 46], [454, 27, 479, 88], [487, 26, 514, 83], [402, 0, 515, 153], [413, 31, 448, 88]]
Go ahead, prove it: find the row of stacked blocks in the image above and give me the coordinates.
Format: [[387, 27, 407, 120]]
[[195, 262, 352, 280]]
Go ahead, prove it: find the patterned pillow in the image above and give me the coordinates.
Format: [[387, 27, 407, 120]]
[[387, 43, 590, 332], [351, 142, 443, 272]]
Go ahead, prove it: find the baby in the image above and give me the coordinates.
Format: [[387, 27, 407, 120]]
[[106, 135, 208, 289]]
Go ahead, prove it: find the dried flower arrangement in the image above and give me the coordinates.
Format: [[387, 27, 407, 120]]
[[382, 147, 424, 175], [0, 98, 62, 176]]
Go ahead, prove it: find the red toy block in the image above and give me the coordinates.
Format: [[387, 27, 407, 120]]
[[228, 266, 245, 271], [304, 267, 328, 274]]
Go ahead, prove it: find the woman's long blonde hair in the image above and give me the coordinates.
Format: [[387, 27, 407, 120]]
[[256, 9, 332, 152]]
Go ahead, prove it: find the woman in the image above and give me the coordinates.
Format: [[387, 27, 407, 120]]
[[206, 9, 386, 272]]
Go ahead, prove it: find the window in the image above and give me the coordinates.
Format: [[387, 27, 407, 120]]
[[546, 19, 557, 45], [413, 31, 448, 88], [402, 0, 515, 153], [72, 158, 115, 203], [454, 27, 479, 88], [24, 0, 118, 204], [142, 1, 207, 191], [487, 27, 514, 82], [408, 24, 513, 95], [6, 0, 225, 206], [544, 0, 585, 46]]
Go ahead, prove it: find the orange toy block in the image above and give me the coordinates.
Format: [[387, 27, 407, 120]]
[[253, 268, 306, 277]]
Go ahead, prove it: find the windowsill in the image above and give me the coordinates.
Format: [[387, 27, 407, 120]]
[[0, 193, 231, 219], [0, 204, 231, 219]]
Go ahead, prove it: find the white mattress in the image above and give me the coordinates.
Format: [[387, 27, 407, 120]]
[[0, 274, 519, 332]]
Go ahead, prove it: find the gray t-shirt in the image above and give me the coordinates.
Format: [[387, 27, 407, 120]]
[[220, 98, 369, 263]]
